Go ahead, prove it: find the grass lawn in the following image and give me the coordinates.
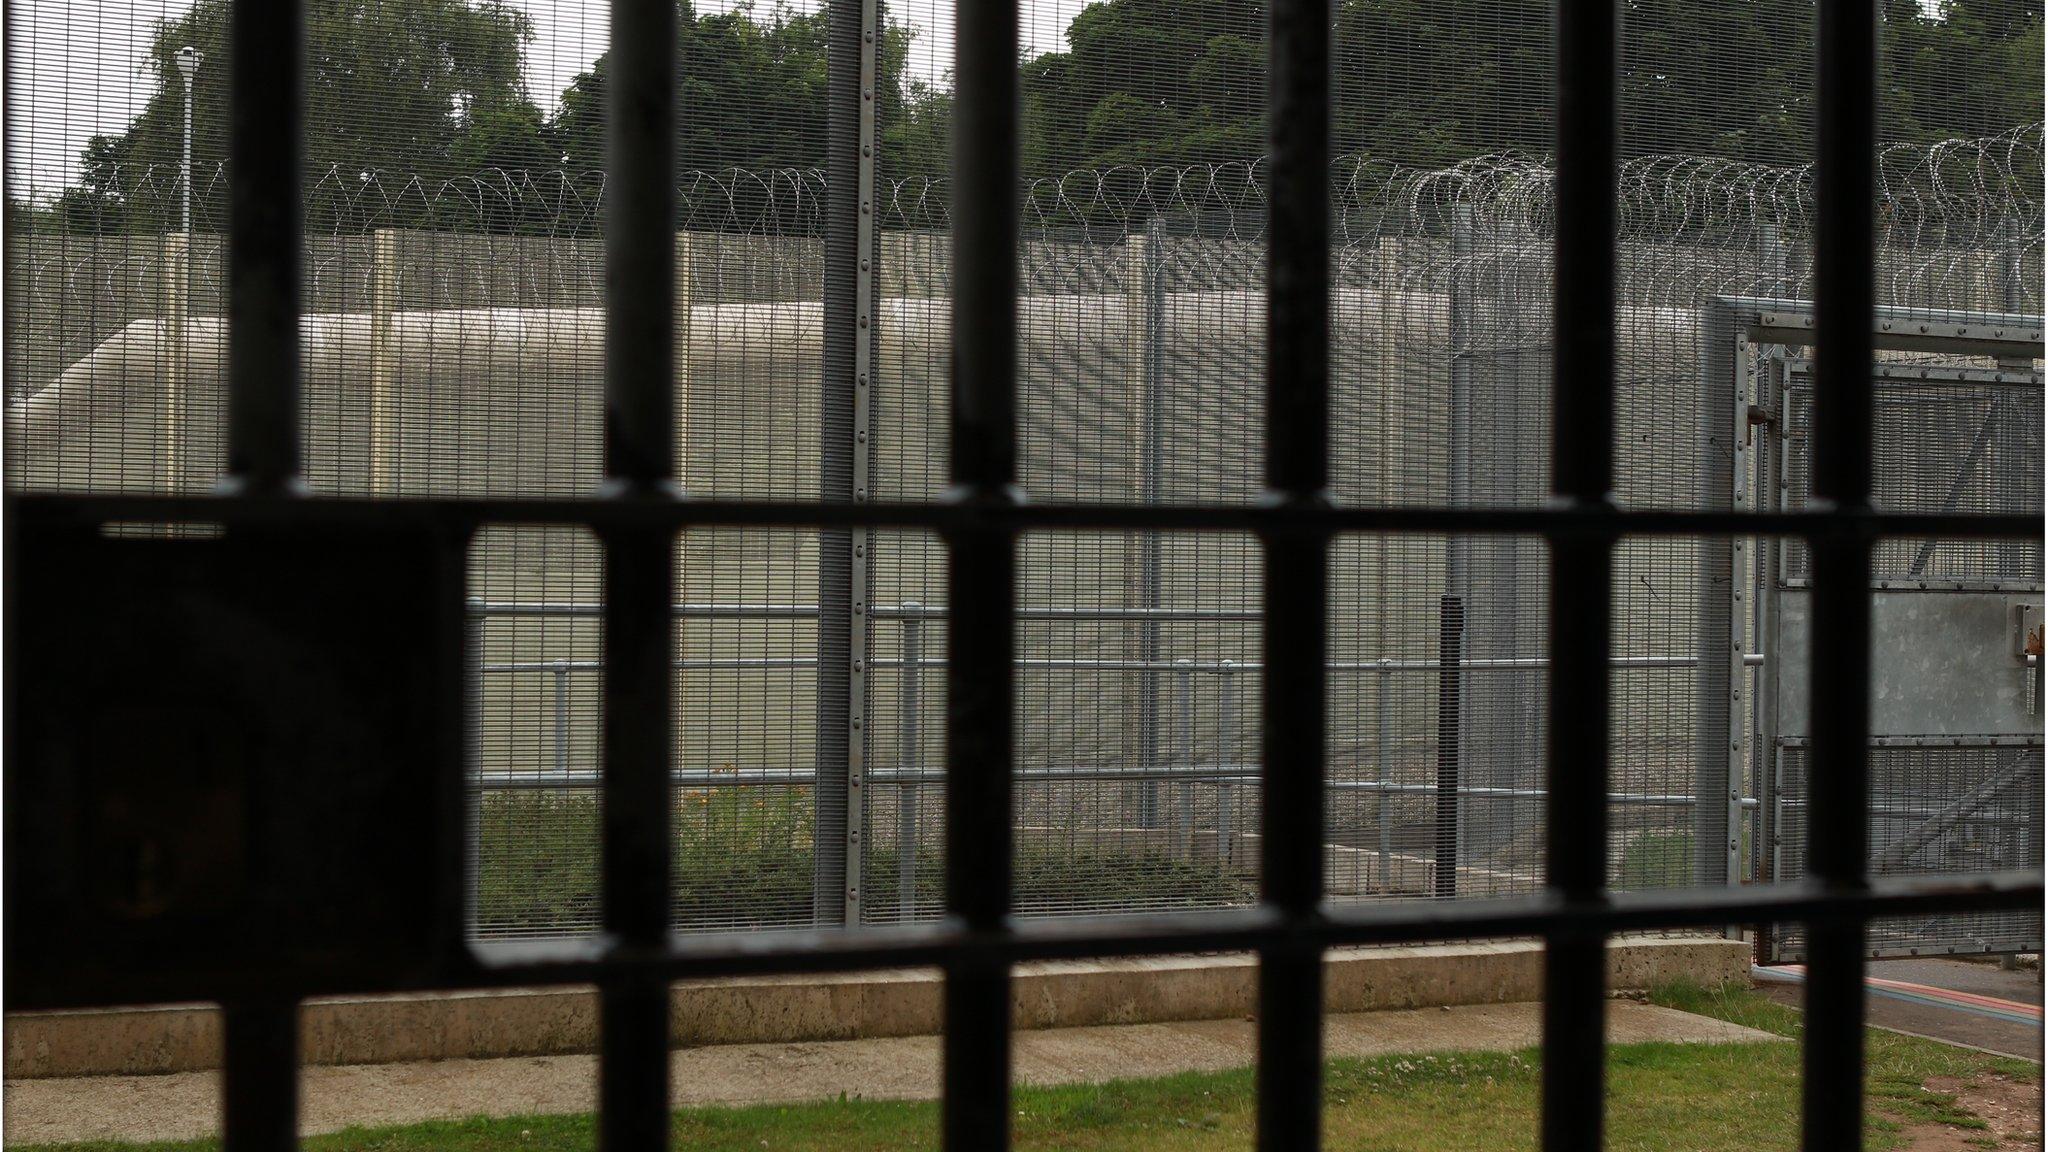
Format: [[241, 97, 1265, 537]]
[[19, 982, 2039, 1152]]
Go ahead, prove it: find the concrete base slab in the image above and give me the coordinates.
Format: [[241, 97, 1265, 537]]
[[3, 935, 1749, 1080], [3, 1000, 1782, 1146]]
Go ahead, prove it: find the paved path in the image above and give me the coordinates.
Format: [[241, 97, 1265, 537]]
[[5, 1001, 1776, 1146], [1756, 957, 2042, 1061]]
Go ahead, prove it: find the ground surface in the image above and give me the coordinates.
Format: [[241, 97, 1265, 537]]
[[4, 1001, 1765, 1145], [1755, 957, 2043, 1060], [5, 984, 2038, 1151]]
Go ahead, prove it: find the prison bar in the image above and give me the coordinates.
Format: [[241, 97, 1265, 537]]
[[218, 0, 307, 1146], [1542, 1, 1618, 1147], [224, 0, 301, 495], [1805, 2, 1880, 1147], [943, 1, 1021, 1148], [598, 1, 680, 1149], [1258, 0, 1333, 1148]]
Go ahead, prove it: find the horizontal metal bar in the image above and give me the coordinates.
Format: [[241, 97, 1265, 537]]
[[1778, 734, 2044, 748], [472, 765, 1762, 809], [472, 601, 1270, 622], [18, 871, 2037, 1012], [14, 493, 2038, 541], [478, 654, 1766, 674]]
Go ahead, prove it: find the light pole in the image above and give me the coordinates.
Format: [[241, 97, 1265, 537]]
[[168, 45, 201, 497], [175, 46, 201, 237]]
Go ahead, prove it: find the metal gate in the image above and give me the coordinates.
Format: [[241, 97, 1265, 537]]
[[1722, 301, 2047, 962]]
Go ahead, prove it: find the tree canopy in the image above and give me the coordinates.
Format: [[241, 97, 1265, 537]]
[[42, 0, 2044, 232]]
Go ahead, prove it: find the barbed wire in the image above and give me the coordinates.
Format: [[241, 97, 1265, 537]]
[[19, 124, 2039, 248]]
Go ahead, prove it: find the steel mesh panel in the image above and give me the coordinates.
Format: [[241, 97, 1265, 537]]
[[4, 0, 2040, 945], [1784, 372, 2045, 584], [1775, 742, 2044, 959], [863, 529, 947, 926], [469, 524, 604, 941], [1327, 536, 1549, 903], [674, 528, 824, 933]]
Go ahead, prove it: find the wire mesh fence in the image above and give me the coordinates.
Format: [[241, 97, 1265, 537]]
[[9, 128, 2042, 940]]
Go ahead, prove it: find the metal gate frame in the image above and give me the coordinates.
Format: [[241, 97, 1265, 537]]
[[1703, 297, 2046, 962]]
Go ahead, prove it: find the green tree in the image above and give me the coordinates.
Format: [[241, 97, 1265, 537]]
[[547, 1, 943, 182], [1012, 0, 2041, 174], [58, 0, 541, 232]]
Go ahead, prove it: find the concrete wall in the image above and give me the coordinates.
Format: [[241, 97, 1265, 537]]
[[3, 935, 1750, 1079]]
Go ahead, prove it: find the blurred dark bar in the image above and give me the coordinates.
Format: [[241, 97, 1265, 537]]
[[943, 2, 1021, 1150], [1804, 2, 1878, 1148], [1542, 1, 1618, 1148], [1258, 0, 1332, 1147], [604, 0, 677, 486], [1435, 595, 1466, 899], [220, 1001, 298, 1152], [599, 1, 679, 1149], [225, 0, 302, 490]]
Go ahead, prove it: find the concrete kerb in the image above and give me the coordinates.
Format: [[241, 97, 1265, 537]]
[[5, 935, 1748, 1079]]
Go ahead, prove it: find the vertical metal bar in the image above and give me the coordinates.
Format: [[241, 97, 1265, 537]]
[[600, 1, 677, 1149], [554, 661, 571, 776], [225, 0, 302, 490], [467, 597, 487, 931], [1700, 313, 1745, 898], [899, 607, 924, 921], [1435, 595, 1465, 899], [820, 0, 880, 930], [1543, 2, 1617, 1149], [1219, 659, 1239, 867], [1376, 659, 1394, 889], [1805, 2, 1877, 1147], [599, 533, 676, 1152], [944, 2, 1019, 1149], [1445, 204, 1475, 901], [604, 0, 676, 489], [1134, 220, 1163, 832], [1175, 658, 1196, 856], [220, 1001, 298, 1152], [1260, 0, 1331, 1147]]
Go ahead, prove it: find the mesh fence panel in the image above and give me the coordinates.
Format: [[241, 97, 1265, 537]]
[[6, 0, 2040, 944]]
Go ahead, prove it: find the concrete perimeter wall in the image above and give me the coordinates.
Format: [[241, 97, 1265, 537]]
[[6, 935, 1748, 1079]]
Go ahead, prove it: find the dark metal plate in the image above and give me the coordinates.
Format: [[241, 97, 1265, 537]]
[[6, 520, 468, 1008]]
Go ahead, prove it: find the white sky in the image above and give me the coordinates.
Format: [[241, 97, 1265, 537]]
[[9, 0, 1093, 189]]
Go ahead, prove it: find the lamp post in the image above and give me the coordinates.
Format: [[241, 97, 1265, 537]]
[[176, 46, 201, 238], [167, 45, 201, 497]]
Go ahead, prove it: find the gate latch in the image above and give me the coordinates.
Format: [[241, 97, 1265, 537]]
[[2016, 603, 2043, 662]]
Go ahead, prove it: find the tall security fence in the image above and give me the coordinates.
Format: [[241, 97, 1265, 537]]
[[10, 128, 2042, 941]]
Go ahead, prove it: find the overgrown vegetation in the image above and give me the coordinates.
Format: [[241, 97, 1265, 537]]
[[22, 983, 2037, 1152], [475, 789, 1254, 936]]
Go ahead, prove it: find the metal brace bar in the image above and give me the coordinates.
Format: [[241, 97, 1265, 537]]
[[1873, 747, 2041, 872]]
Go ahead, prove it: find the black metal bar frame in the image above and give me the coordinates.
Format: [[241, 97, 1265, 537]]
[[1803, 3, 1878, 1146], [11, 0, 2040, 1150]]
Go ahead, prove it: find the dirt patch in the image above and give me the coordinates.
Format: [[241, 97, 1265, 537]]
[[1899, 1074, 2043, 1151]]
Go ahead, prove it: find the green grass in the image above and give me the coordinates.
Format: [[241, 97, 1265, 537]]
[[20, 982, 2037, 1152]]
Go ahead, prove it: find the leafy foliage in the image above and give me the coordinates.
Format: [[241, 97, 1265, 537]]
[[39, 0, 2045, 232]]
